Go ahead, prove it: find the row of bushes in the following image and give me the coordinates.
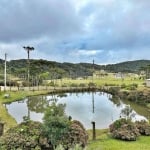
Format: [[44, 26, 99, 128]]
[[121, 83, 138, 90], [110, 118, 150, 141]]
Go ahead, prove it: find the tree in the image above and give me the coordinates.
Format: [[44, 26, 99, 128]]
[[121, 105, 133, 120], [23, 46, 34, 90], [42, 102, 70, 148]]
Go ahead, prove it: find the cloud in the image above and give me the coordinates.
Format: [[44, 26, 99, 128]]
[[0, 0, 150, 64], [80, 0, 150, 50], [0, 0, 82, 42], [74, 50, 103, 56]]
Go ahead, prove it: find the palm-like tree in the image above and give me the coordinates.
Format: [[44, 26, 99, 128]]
[[23, 46, 34, 90]]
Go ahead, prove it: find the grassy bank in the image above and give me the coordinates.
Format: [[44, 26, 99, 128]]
[[87, 129, 150, 150]]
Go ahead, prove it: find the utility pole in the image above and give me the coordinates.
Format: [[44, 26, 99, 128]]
[[23, 46, 34, 90], [92, 59, 94, 84], [4, 53, 7, 91]]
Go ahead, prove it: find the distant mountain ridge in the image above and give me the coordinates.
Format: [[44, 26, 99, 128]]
[[0, 59, 150, 77]]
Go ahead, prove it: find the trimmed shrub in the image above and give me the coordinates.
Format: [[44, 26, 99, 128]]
[[0, 121, 52, 149], [63, 120, 88, 149], [135, 120, 150, 136], [109, 118, 140, 141]]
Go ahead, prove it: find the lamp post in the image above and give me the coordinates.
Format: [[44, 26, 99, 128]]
[[23, 46, 34, 90]]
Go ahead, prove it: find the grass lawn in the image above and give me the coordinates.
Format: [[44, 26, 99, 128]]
[[61, 74, 144, 88], [87, 129, 150, 150]]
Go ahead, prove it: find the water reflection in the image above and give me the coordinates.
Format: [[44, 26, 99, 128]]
[[5, 92, 149, 129]]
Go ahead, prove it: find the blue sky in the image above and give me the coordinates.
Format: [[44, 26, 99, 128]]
[[0, 0, 150, 64]]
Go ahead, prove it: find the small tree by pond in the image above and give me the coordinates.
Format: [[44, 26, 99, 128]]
[[120, 105, 133, 120], [42, 102, 88, 149], [42, 102, 70, 149]]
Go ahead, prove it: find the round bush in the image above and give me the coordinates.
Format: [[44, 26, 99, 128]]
[[0, 121, 52, 149], [135, 120, 150, 136], [109, 119, 140, 141]]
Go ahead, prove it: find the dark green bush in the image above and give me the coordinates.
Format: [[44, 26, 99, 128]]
[[126, 83, 138, 90], [108, 87, 120, 95], [70, 83, 78, 87], [88, 82, 96, 88], [79, 83, 86, 87], [121, 83, 126, 89]]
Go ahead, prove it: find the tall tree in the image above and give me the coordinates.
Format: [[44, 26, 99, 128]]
[[23, 46, 34, 90]]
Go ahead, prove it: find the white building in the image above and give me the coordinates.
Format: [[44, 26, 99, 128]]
[[146, 79, 150, 87]]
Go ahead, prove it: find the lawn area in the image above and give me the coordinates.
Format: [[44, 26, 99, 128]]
[[61, 74, 144, 88], [87, 129, 150, 150]]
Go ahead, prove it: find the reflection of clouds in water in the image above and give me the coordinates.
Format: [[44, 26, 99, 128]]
[[30, 112, 43, 122], [6, 99, 28, 123], [5, 92, 149, 129], [131, 111, 147, 122], [57, 92, 123, 129], [120, 104, 148, 122]]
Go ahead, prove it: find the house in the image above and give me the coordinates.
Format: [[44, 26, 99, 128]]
[[146, 79, 150, 87], [115, 72, 125, 79], [93, 70, 107, 78]]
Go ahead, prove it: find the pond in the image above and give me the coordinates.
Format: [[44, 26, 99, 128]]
[[5, 92, 149, 129]]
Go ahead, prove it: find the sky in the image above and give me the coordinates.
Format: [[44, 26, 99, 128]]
[[0, 0, 150, 64]]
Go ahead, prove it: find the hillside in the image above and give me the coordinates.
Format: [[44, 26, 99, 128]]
[[105, 60, 150, 73], [0, 59, 150, 78]]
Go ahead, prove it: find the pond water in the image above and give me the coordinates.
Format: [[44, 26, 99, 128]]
[[5, 92, 148, 129]]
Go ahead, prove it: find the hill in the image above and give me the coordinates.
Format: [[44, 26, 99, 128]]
[[0, 59, 150, 79], [105, 60, 150, 73]]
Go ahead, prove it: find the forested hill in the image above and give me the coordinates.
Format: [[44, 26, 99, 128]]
[[105, 60, 150, 73], [0, 59, 150, 77]]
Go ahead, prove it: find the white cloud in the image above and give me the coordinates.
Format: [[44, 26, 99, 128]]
[[73, 50, 103, 56]]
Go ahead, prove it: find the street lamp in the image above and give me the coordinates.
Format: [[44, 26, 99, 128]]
[[23, 46, 34, 90]]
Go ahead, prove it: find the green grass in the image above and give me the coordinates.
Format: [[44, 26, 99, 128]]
[[61, 74, 144, 88], [87, 129, 150, 150]]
